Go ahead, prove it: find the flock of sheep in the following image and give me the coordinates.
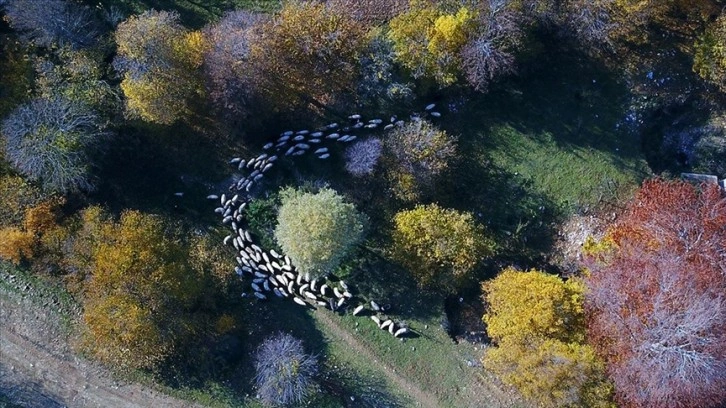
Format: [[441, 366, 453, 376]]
[[207, 104, 442, 339]]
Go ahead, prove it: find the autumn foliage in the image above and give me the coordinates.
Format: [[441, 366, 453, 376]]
[[482, 268, 614, 407], [585, 179, 726, 408]]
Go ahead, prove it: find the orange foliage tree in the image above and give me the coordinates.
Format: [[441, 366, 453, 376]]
[[584, 179, 726, 408]]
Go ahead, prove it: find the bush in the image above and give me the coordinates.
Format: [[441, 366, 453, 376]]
[[114, 10, 206, 124], [274, 187, 367, 278], [391, 204, 495, 290], [694, 14, 726, 92], [482, 268, 614, 408], [0, 227, 34, 265], [254, 333, 318, 407], [384, 119, 457, 200], [1, 97, 107, 193], [345, 138, 383, 177], [0, 175, 45, 228], [3, 0, 99, 49]]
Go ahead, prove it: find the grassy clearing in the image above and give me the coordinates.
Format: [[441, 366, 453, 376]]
[[445, 44, 650, 216]]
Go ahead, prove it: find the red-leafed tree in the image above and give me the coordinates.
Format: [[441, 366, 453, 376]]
[[585, 179, 726, 408]]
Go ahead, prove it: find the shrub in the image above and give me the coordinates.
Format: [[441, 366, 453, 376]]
[[254, 333, 318, 406], [384, 119, 457, 200], [1, 97, 107, 193], [274, 187, 367, 278], [694, 14, 726, 92], [391, 204, 495, 290], [345, 138, 383, 177], [584, 179, 726, 408], [482, 268, 614, 407], [0, 227, 34, 264], [0, 175, 45, 228]]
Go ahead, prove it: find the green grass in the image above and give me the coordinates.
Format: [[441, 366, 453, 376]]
[[445, 43, 651, 216]]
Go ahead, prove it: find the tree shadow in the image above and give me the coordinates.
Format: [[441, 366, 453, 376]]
[[0, 367, 65, 408], [320, 365, 411, 408]]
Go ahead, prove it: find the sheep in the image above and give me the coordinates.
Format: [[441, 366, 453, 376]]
[[371, 316, 381, 326], [345, 136, 357, 142], [296, 143, 310, 150], [343, 291, 352, 299], [329, 298, 337, 311], [262, 163, 274, 172], [293, 135, 306, 141], [308, 138, 321, 144], [293, 297, 307, 306], [425, 103, 436, 111], [304, 272, 311, 282], [299, 284, 309, 295], [388, 322, 396, 335], [430, 111, 441, 117], [273, 288, 283, 297], [271, 261, 282, 271], [370, 301, 381, 312], [284, 271, 295, 280], [270, 249, 281, 259], [246, 158, 257, 169], [296, 130, 309, 135], [317, 300, 328, 307], [244, 230, 253, 242], [353, 305, 365, 316], [222, 216, 233, 224], [353, 122, 364, 129], [337, 297, 346, 308], [334, 287, 344, 299], [325, 133, 340, 139], [384, 124, 394, 130], [319, 284, 329, 296], [223, 235, 233, 246], [296, 274, 304, 286], [314, 147, 328, 154], [263, 142, 274, 150], [369, 119, 383, 124], [318, 154, 330, 159], [251, 244, 262, 253], [292, 150, 305, 156], [311, 131, 324, 137], [395, 120, 405, 127], [288, 282, 295, 294], [220, 194, 227, 205], [246, 182, 254, 192], [251, 282, 261, 292], [232, 238, 240, 250], [268, 155, 278, 163], [304, 291, 317, 300], [340, 281, 349, 291], [229, 158, 241, 165], [214, 207, 224, 214], [235, 266, 243, 276], [381, 320, 392, 330], [310, 279, 318, 292], [207, 194, 219, 200], [263, 280, 271, 292], [254, 292, 267, 300], [348, 114, 361, 120], [364, 123, 378, 129], [258, 264, 269, 273], [285, 146, 297, 156], [327, 123, 339, 129], [254, 271, 267, 278]]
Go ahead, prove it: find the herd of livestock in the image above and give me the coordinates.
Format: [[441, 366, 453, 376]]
[[207, 104, 442, 339]]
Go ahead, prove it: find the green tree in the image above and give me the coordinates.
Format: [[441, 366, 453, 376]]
[[274, 187, 367, 279], [694, 13, 726, 92], [113, 10, 206, 124], [391, 204, 494, 290], [482, 268, 614, 408]]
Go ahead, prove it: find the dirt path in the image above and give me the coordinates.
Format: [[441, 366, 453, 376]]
[[315, 311, 441, 408], [0, 278, 201, 408]]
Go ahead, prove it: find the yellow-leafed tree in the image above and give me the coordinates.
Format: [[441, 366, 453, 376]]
[[391, 204, 495, 290], [114, 10, 206, 124], [482, 268, 614, 407]]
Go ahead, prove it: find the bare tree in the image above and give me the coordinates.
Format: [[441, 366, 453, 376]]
[[3, 0, 99, 48], [202, 10, 268, 117], [345, 138, 383, 177], [1, 97, 107, 193], [254, 333, 318, 406]]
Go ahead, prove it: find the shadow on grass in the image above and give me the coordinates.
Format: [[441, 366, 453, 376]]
[[320, 366, 411, 408]]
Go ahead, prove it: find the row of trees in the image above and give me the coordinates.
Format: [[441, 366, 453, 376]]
[[482, 179, 726, 408]]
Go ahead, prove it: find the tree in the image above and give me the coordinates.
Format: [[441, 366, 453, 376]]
[[3, 0, 99, 49], [113, 10, 206, 124], [0, 227, 33, 264], [391, 204, 495, 290], [0, 175, 45, 228], [384, 119, 457, 200], [584, 179, 726, 408], [274, 187, 367, 279], [326, 0, 409, 24], [71, 207, 208, 371], [388, 3, 478, 86], [248, 1, 367, 114], [254, 333, 318, 406], [482, 268, 614, 407], [202, 10, 267, 117], [345, 138, 383, 177], [1, 97, 107, 193], [694, 13, 726, 92]]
